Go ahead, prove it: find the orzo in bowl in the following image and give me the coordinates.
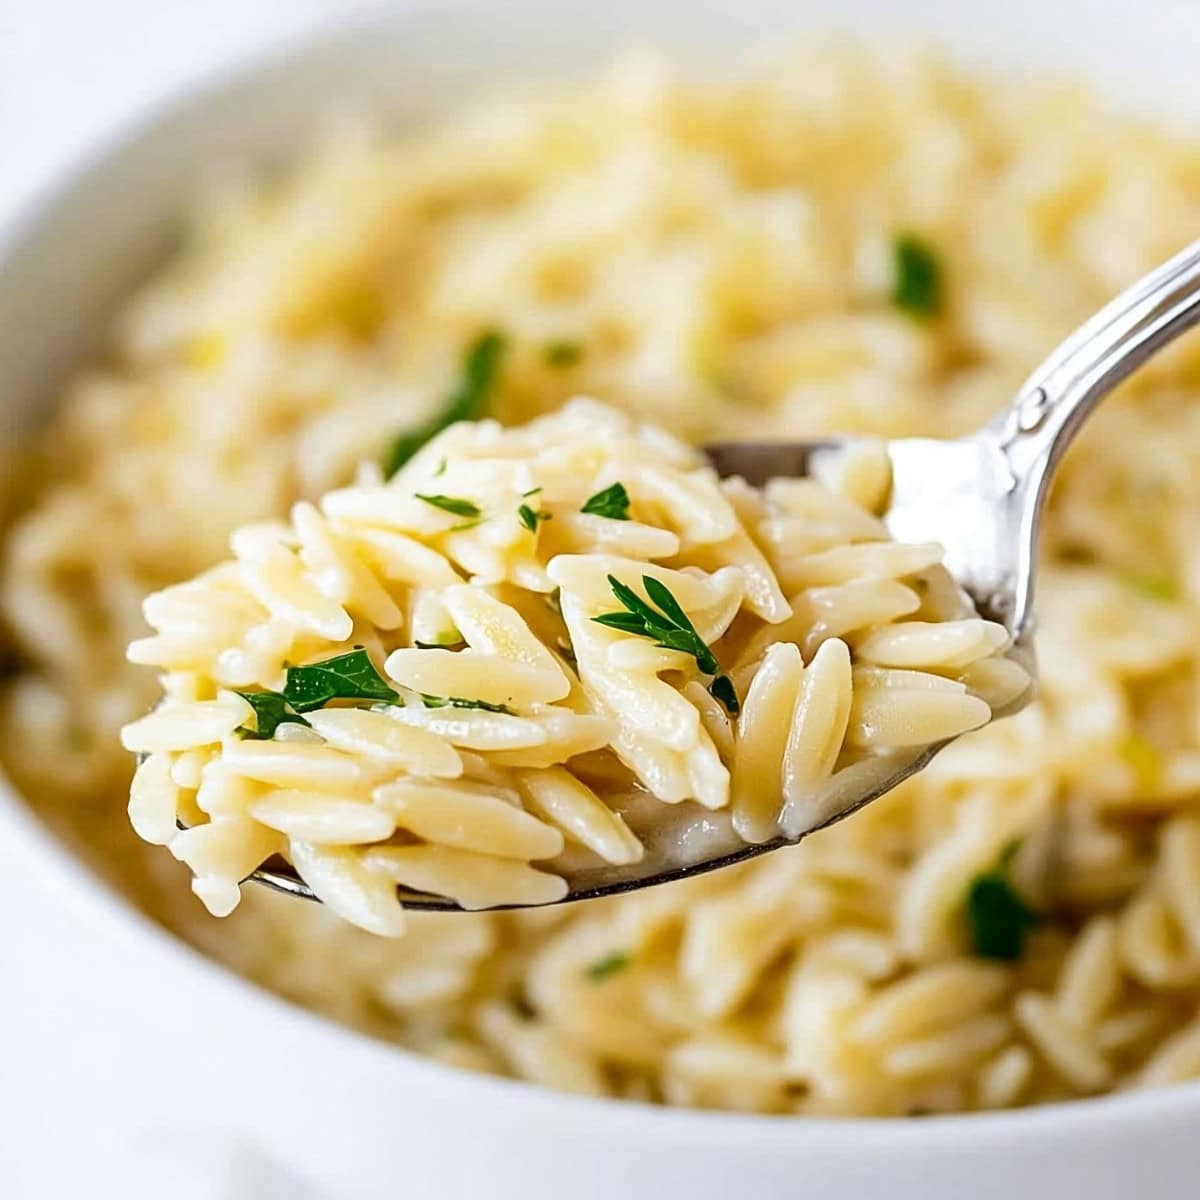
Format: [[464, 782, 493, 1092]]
[[3, 45, 1200, 1117]]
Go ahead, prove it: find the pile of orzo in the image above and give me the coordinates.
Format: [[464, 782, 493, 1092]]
[[3, 47, 1200, 1114]]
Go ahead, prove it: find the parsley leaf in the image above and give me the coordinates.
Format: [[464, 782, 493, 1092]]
[[517, 503, 550, 533], [416, 494, 481, 519], [580, 482, 630, 521], [708, 673, 741, 717], [966, 842, 1042, 960], [234, 649, 396, 738], [592, 574, 737, 714], [584, 950, 630, 981], [234, 690, 311, 740], [384, 330, 507, 477], [592, 610, 647, 636], [282, 648, 399, 712], [420, 694, 516, 715], [544, 340, 584, 368], [891, 233, 942, 318]]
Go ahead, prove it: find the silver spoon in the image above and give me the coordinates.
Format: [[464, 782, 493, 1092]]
[[239, 235, 1200, 911]]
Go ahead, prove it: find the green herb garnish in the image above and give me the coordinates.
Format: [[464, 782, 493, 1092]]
[[420, 694, 516, 715], [584, 950, 630, 981], [708, 674, 741, 716], [282, 648, 399, 711], [891, 233, 942, 318], [235, 648, 398, 738], [1119, 569, 1178, 603], [234, 690, 312, 740], [384, 330, 507, 477], [417, 494, 482, 519], [544, 340, 584, 369], [966, 841, 1042, 960], [581, 482, 631, 521], [517, 503, 550, 533], [592, 574, 739, 715]]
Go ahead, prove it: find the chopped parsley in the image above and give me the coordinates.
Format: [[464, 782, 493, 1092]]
[[592, 574, 739, 715], [235, 690, 312, 740], [708, 674, 740, 716], [965, 841, 1042, 960], [416, 494, 481, 519], [282, 648, 399, 711], [235, 648, 398, 738], [384, 330, 507, 477], [581, 482, 631, 521], [1119, 569, 1178, 603], [544, 339, 584, 368], [420, 694, 516, 715], [584, 949, 631, 981], [891, 233, 942, 318], [517, 503, 550, 533]]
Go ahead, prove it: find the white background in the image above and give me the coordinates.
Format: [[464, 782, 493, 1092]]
[[0, 0, 383, 230]]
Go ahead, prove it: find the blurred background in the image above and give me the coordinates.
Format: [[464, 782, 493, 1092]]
[[0, 1, 381, 233], [0, 7, 389, 1196]]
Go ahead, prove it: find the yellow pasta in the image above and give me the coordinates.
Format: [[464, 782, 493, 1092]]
[[1, 45, 1197, 1118]]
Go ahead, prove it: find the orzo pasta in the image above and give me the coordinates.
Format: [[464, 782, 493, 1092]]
[[3, 46, 1200, 1115], [120, 401, 1023, 932]]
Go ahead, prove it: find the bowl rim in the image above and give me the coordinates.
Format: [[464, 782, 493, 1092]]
[[2, 0, 1199, 1148]]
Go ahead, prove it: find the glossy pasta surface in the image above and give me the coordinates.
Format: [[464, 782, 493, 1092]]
[[4, 48, 1200, 1113], [122, 401, 1019, 931]]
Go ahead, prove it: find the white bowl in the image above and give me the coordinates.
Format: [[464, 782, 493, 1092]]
[[3, 2, 1200, 1196]]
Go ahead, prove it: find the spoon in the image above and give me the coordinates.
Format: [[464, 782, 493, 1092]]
[[238, 235, 1200, 911]]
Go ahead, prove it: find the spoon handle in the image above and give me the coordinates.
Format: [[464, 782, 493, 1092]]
[[982, 235, 1200, 636]]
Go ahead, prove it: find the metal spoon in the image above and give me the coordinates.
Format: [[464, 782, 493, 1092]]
[[241, 235, 1200, 911]]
